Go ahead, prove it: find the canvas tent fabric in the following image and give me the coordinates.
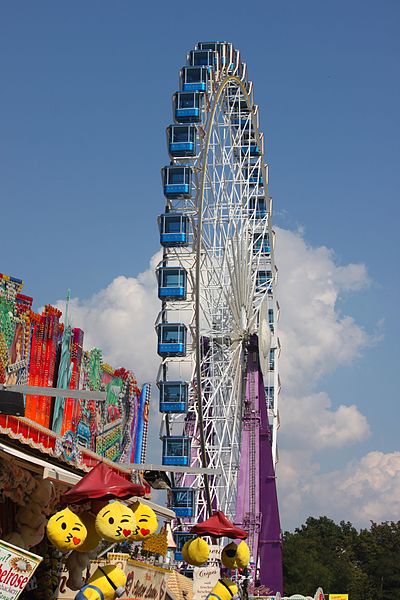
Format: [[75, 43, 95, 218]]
[[61, 461, 145, 505], [191, 511, 248, 539]]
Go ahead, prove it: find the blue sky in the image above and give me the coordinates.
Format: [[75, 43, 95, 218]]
[[1, 1, 399, 528]]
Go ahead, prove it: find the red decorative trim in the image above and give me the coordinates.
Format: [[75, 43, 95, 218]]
[[0, 415, 135, 479]]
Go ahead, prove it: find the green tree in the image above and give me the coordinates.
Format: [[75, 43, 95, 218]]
[[283, 516, 373, 599]]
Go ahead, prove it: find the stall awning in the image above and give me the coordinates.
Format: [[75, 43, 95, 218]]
[[0, 441, 81, 485]]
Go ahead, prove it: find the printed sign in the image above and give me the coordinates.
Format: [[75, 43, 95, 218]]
[[124, 558, 169, 600], [0, 539, 42, 599], [207, 545, 221, 564], [193, 565, 220, 600], [329, 595, 348, 600]]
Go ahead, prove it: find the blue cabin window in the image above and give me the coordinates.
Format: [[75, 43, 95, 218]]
[[162, 436, 191, 466], [268, 308, 274, 332], [174, 532, 196, 560], [159, 381, 188, 413], [170, 488, 195, 517], [269, 348, 275, 371], [157, 267, 187, 300], [159, 213, 189, 247], [162, 166, 192, 199], [244, 165, 263, 186], [249, 197, 267, 218], [253, 233, 271, 254], [197, 42, 223, 51], [174, 92, 203, 123], [189, 50, 215, 67], [167, 125, 196, 157], [256, 270, 273, 293], [229, 94, 249, 114], [265, 386, 274, 409], [157, 323, 187, 356], [181, 67, 208, 92]]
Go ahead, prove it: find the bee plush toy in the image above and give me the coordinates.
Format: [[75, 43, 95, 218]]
[[74, 564, 126, 600]]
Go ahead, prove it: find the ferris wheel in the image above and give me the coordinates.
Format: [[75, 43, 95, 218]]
[[155, 42, 281, 586]]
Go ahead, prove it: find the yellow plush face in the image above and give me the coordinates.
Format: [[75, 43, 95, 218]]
[[130, 501, 158, 541], [88, 565, 127, 600], [95, 501, 136, 542], [76, 511, 101, 553], [235, 540, 250, 568], [185, 537, 210, 566], [221, 541, 250, 569], [46, 507, 87, 552], [221, 542, 239, 569]]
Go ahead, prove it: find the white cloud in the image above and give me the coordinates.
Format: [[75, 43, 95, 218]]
[[304, 451, 400, 526], [51, 228, 398, 530], [54, 251, 162, 383], [273, 228, 399, 529]]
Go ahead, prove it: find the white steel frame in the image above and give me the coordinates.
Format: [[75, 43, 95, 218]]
[[157, 46, 280, 526]]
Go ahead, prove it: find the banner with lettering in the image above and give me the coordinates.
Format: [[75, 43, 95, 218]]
[[193, 565, 221, 600], [57, 553, 170, 600], [0, 539, 42, 600]]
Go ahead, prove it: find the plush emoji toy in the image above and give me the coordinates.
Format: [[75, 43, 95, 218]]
[[234, 540, 250, 568], [74, 564, 127, 600], [221, 540, 250, 569], [181, 539, 192, 563], [47, 507, 87, 552], [95, 501, 135, 542], [182, 536, 210, 566], [206, 578, 238, 600], [130, 501, 158, 541]]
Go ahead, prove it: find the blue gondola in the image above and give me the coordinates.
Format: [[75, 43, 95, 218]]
[[197, 42, 236, 71], [162, 165, 192, 199], [269, 348, 275, 371], [243, 165, 263, 186], [180, 67, 208, 92], [265, 386, 274, 409], [170, 488, 195, 517], [268, 308, 274, 333], [157, 323, 187, 356], [249, 197, 267, 218], [241, 144, 261, 157], [162, 436, 191, 466], [173, 532, 196, 561], [167, 125, 196, 158], [256, 270, 273, 293], [159, 213, 189, 247], [197, 41, 223, 51], [159, 381, 189, 413], [174, 92, 203, 123], [157, 266, 187, 300], [188, 49, 215, 67], [253, 233, 271, 254]]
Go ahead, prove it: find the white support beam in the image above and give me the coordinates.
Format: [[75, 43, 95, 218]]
[[127, 462, 221, 475], [0, 384, 106, 401]]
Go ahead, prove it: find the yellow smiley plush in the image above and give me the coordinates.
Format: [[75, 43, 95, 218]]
[[95, 501, 136, 542], [130, 501, 158, 541], [46, 507, 87, 552], [221, 540, 250, 569], [184, 537, 210, 566]]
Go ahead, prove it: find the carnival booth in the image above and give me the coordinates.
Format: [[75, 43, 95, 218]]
[[0, 273, 154, 599]]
